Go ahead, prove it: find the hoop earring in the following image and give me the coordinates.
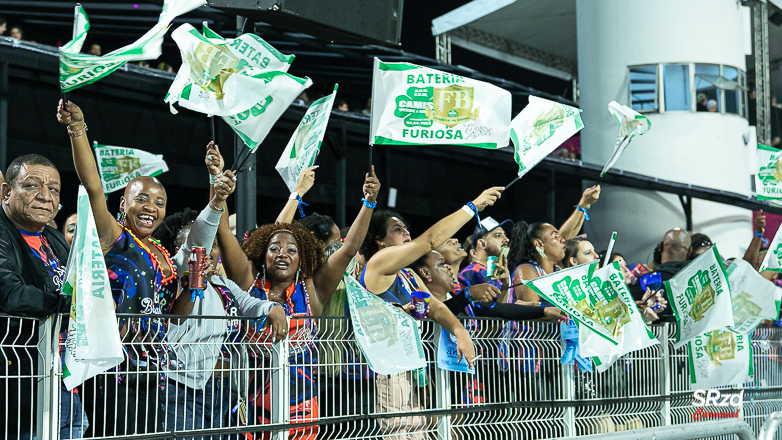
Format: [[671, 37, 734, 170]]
[[536, 247, 547, 259]]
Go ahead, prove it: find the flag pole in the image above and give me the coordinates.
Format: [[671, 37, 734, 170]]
[[602, 231, 617, 267], [232, 148, 252, 174], [62, 4, 82, 108], [503, 175, 521, 192], [368, 144, 373, 174], [210, 115, 216, 142]]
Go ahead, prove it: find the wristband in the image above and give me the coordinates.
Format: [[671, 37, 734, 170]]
[[361, 198, 377, 209], [466, 201, 482, 228], [295, 194, 308, 218], [209, 172, 222, 185], [289, 192, 299, 200], [575, 206, 590, 221], [461, 205, 475, 217], [756, 231, 769, 245]]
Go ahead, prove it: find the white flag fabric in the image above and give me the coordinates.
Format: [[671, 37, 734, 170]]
[[667, 246, 733, 349], [761, 224, 782, 273], [523, 261, 619, 346], [576, 262, 659, 373], [510, 96, 584, 177], [345, 275, 426, 375], [728, 259, 782, 334], [94, 143, 168, 194], [165, 23, 300, 117], [601, 101, 651, 176], [369, 58, 511, 149], [61, 5, 89, 55], [755, 143, 782, 200], [60, 0, 205, 93], [62, 186, 124, 390], [276, 86, 338, 191], [222, 74, 312, 151], [687, 329, 752, 389]]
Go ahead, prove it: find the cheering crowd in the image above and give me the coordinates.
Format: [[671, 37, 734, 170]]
[[0, 99, 771, 440]]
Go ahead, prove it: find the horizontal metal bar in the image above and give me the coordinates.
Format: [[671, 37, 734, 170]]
[[574, 420, 756, 440]]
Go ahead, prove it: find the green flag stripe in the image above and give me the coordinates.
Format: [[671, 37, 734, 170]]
[[377, 61, 419, 71], [374, 136, 498, 150]]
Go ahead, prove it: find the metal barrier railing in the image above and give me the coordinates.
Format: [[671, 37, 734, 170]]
[[5, 314, 782, 440]]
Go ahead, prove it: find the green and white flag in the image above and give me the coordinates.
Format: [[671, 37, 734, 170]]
[[755, 143, 782, 200], [510, 96, 584, 177], [62, 186, 124, 390], [576, 262, 659, 373], [222, 73, 312, 150], [667, 246, 733, 349], [369, 58, 511, 149], [687, 329, 752, 389], [93, 142, 168, 194], [728, 259, 782, 334], [61, 4, 89, 55], [345, 275, 426, 375], [761, 225, 782, 273], [275, 85, 338, 192], [601, 101, 651, 176], [523, 261, 619, 345], [165, 23, 299, 116], [59, 0, 205, 93]]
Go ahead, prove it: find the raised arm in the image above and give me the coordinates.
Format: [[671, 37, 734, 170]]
[[57, 101, 120, 252], [363, 187, 503, 294], [313, 167, 381, 304], [559, 185, 600, 240], [744, 210, 765, 270], [205, 143, 256, 290], [276, 166, 317, 224]]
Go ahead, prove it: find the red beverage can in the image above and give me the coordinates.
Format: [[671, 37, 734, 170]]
[[188, 247, 207, 289]]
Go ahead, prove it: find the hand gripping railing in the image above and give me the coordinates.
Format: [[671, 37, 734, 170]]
[[574, 420, 756, 440]]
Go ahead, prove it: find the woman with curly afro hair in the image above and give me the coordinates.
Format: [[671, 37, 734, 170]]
[[216, 165, 381, 438]]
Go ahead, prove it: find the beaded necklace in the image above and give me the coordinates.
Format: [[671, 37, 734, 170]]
[[119, 223, 177, 286]]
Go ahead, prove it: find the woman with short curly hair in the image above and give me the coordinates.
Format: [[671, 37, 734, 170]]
[[216, 165, 381, 439]]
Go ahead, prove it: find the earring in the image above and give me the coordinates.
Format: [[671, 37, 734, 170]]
[[116, 210, 126, 225], [261, 265, 267, 288], [295, 268, 300, 285], [427, 277, 433, 283], [536, 247, 547, 259]]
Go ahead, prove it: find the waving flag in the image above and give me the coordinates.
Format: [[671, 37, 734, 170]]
[[276, 86, 338, 191], [59, 0, 205, 93], [165, 23, 300, 116], [601, 101, 651, 176], [523, 261, 619, 345], [667, 246, 733, 349], [577, 262, 659, 373], [510, 96, 584, 177], [369, 58, 511, 149], [756, 143, 782, 200], [728, 259, 782, 334], [687, 329, 753, 389], [93, 142, 168, 194], [345, 275, 426, 374], [62, 186, 124, 390]]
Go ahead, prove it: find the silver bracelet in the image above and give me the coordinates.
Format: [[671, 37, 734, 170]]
[[209, 172, 223, 185], [209, 201, 225, 213]]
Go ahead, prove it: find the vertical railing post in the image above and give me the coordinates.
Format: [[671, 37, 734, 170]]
[[433, 324, 452, 440], [660, 323, 671, 426], [36, 316, 55, 440], [562, 355, 576, 436], [271, 326, 290, 440]]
